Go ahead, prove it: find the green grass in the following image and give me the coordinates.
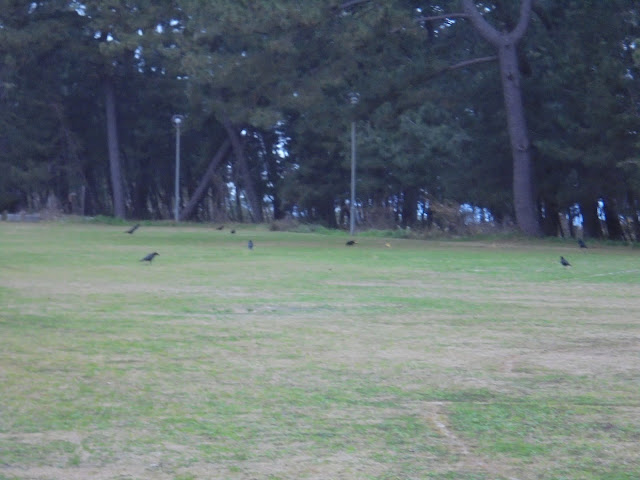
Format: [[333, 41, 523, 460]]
[[1, 222, 639, 480]]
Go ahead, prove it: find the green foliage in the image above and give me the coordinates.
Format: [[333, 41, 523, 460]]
[[358, 102, 471, 204], [526, 1, 640, 216], [1, 1, 639, 237]]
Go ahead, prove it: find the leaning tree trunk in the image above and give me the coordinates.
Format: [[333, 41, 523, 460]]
[[104, 78, 126, 219], [223, 118, 264, 223], [179, 139, 231, 221], [462, 0, 541, 236]]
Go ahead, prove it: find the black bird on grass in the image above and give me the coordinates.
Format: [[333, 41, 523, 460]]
[[126, 223, 140, 234], [216, 225, 224, 230], [248, 240, 254, 250], [346, 240, 357, 246], [230, 229, 236, 234], [560, 256, 571, 267], [140, 252, 159, 263], [578, 239, 587, 249]]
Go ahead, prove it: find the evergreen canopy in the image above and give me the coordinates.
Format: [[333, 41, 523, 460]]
[[1, 1, 639, 238]]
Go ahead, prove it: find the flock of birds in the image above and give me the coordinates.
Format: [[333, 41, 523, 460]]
[[560, 238, 588, 267], [130, 223, 252, 264], [127, 222, 589, 267]]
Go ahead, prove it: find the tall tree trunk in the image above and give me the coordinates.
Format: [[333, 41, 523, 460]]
[[462, 0, 541, 236], [264, 146, 285, 220], [401, 187, 418, 228], [272, 191, 284, 221], [319, 197, 338, 228], [541, 200, 562, 237], [602, 198, 625, 241], [234, 182, 244, 222], [104, 78, 126, 219], [179, 139, 231, 221], [628, 192, 640, 242], [132, 176, 149, 220], [223, 118, 264, 223], [567, 208, 575, 239], [581, 198, 602, 239]]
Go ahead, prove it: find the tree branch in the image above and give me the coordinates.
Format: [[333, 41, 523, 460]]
[[338, 0, 371, 10], [510, 0, 533, 42], [426, 55, 498, 79], [531, 1, 553, 31], [461, 0, 533, 45], [417, 13, 469, 23], [461, 0, 503, 46]]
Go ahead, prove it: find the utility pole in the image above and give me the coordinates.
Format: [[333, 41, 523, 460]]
[[350, 120, 356, 236], [348, 92, 359, 236], [172, 114, 184, 222]]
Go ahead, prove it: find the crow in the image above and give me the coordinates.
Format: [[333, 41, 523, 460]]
[[126, 223, 140, 234], [141, 252, 159, 263], [216, 225, 224, 230], [248, 240, 254, 250], [230, 229, 236, 234], [578, 239, 587, 249], [346, 240, 357, 246], [560, 256, 571, 267]]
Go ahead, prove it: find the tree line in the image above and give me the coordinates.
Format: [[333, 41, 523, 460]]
[[1, 1, 639, 239]]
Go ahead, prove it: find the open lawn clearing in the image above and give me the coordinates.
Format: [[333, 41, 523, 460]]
[[1, 223, 639, 479]]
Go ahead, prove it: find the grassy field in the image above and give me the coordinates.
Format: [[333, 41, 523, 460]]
[[1, 221, 639, 480]]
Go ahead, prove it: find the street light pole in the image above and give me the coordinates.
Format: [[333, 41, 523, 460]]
[[172, 114, 184, 222], [350, 120, 356, 236], [348, 92, 359, 236]]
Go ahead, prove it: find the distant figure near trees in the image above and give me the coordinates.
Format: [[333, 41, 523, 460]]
[[578, 239, 587, 248], [248, 240, 253, 250], [141, 252, 159, 263]]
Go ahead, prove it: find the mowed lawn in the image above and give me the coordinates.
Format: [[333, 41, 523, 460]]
[[1, 222, 639, 480]]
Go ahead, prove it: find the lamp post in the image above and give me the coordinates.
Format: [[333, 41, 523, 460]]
[[171, 114, 184, 222], [348, 93, 359, 236], [350, 120, 356, 236]]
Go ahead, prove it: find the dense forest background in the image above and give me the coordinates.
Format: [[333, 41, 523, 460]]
[[1, 1, 639, 239]]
